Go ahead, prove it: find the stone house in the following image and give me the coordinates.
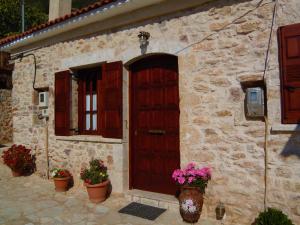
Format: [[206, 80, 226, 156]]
[[0, 0, 299, 224]]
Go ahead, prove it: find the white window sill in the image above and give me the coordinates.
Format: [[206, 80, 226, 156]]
[[271, 124, 300, 133], [55, 135, 123, 144]]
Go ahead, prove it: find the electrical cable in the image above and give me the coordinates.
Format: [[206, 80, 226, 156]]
[[174, 0, 274, 55], [262, 0, 278, 211], [19, 53, 38, 91], [263, 0, 278, 80]]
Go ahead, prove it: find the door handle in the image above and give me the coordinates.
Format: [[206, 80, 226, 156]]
[[286, 86, 296, 92], [285, 86, 300, 92], [148, 129, 166, 135]]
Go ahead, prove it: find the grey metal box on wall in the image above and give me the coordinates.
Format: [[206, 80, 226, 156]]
[[246, 87, 265, 118]]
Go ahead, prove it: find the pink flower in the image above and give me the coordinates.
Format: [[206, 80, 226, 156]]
[[186, 162, 196, 170], [171, 163, 212, 189], [196, 167, 211, 179], [177, 177, 186, 185], [172, 169, 184, 180], [187, 169, 197, 176], [188, 176, 195, 184]]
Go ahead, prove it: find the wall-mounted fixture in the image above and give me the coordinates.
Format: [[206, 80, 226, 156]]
[[216, 202, 226, 221], [138, 31, 150, 54], [41, 108, 49, 118], [38, 90, 49, 118], [39, 92, 49, 108], [246, 87, 265, 118], [240, 79, 266, 120]]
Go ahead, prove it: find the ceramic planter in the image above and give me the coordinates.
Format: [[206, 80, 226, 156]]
[[178, 186, 204, 223], [85, 179, 109, 203], [12, 170, 21, 177], [53, 177, 70, 192]]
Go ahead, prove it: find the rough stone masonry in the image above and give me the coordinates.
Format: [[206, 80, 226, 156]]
[[0, 89, 12, 144]]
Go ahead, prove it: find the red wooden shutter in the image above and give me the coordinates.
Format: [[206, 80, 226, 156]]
[[99, 61, 123, 138], [55, 70, 71, 136], [279, 23, 300, 123], [78, 76, 84, 134]]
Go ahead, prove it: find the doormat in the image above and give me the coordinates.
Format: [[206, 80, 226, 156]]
[[0, 144, 6, 148], [119, 202, 166, 220]]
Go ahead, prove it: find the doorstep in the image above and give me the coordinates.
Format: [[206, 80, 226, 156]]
[[125, 189, 179, 212]]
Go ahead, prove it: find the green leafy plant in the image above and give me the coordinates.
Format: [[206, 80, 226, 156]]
[[80, 159, 108, 185], [254, 208, 294, 225], [1, 144, 36, 175], [0, 0, 47, 38], [50, 168, 71, 178]]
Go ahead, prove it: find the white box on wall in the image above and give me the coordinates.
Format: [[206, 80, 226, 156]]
[[41, 108, 49, 117], [38, 92, 48, 108]]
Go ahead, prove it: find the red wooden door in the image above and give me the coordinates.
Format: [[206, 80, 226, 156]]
[[130, 55, 180, 195]]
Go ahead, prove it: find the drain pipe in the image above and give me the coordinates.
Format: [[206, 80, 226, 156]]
[[263, 115, 269, 210], [45, 117, 50, 179]]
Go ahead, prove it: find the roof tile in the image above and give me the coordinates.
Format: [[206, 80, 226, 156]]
[[0, 0, 117, 46]]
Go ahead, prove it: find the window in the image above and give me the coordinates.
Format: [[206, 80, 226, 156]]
[[78, 68, 100, 134], [278, 23, 300, 124], [54, 61, 123, 138]]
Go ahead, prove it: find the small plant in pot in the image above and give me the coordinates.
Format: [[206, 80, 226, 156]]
[[1, 145, 36, 176], [253, 208, 294, 225], [80, 159, 109, 203], [51, 168, 72, 192], [172, 162, 211, 223]]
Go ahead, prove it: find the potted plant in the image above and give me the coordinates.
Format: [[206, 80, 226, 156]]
[[253, 208, 294, 225], [80, 159, 110, 203], [51, 168, 71, 192], [1, 145, 36, 176], [172, 162, 211, 223]]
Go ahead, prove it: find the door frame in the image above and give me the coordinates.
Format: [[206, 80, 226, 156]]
[[126, 53, 180, 191]]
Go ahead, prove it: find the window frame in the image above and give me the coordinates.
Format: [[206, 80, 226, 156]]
[[78, 67, 101, 135], [54, 61, 123, 138]]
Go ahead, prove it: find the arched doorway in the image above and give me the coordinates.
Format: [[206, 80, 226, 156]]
[[127, 54, 180, 195]]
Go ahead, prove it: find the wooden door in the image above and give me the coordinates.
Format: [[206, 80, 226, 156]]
[[130, 55, 180, 195]]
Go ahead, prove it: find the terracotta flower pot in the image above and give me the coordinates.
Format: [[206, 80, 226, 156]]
[[178, 186, 204, 223], [85, 180, 109, 203], [12, 170, 21, 177], [53, 177, 70, 192]]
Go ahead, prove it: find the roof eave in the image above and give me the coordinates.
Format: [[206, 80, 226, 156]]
[[0, 0, 165, 51]]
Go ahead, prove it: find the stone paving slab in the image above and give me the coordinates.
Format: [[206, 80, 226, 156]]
[[0, 164, 217, 225]]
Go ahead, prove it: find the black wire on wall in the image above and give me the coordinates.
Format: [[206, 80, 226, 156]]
[[17, 53, 38, 91]]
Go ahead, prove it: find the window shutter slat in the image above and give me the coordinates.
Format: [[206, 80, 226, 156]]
[[100, 61, 123, 138], [78, 77, 84, 134], [55, 70, 71, 136], [279, 23, 300, 123]]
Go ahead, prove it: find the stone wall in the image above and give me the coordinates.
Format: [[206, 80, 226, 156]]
[[0, 89, 12, 144], [10, 0, 300, 224], [264, 0, 300, 221]]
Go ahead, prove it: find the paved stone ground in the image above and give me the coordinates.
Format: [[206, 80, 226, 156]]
[[0, 164, 217, 225]]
